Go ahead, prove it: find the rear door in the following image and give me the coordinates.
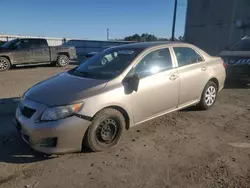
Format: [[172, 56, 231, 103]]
[[30, 39, 50, 63], [12, 39, 33, 64], [172, 46, 208, 107]]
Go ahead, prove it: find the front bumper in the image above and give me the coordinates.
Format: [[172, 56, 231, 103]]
[[69, 52, 78, 61], [70, 56, 78, 62], [15, 97, 91, 154]]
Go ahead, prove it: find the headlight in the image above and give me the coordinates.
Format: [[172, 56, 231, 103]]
[[41, 103, 83, 121]]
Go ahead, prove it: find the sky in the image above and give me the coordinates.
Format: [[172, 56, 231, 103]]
[[0, 0, 187, 40]]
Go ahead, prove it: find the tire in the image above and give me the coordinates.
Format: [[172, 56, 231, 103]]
[[0, 57, 11, 72], [84, 108, 125, 152], [56, 55, 69, 67], [198, 81, 218, 110]]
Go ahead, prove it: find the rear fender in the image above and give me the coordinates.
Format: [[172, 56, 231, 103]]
[[207, 57, 226, 91]]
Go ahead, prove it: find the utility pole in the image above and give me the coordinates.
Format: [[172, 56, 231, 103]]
[[171, 0, 178, 41], [107, 28, 109, 41]]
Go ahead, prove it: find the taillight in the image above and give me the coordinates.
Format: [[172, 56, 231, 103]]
[[223, 61, 227, 68]]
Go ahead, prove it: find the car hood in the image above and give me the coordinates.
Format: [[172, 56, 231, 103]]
[[219, 50, 250, 57], [25, 72, 108, 106]]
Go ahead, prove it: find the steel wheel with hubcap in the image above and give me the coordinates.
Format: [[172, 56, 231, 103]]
[[57, 55, 69, 67], [0, 57, 11, 71], [96, 118, 118, 145], [84, 108, 125, 152], [198, 81, 217, 110]]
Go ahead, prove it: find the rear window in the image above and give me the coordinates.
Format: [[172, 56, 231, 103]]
[[30, 39, 48, 48], [173, 47, 203, 67]]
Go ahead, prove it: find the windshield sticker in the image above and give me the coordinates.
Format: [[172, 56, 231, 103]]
[[118, 50, 135, 55]]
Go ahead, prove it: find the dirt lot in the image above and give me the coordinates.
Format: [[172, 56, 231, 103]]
[[0, 65, 250, 188]]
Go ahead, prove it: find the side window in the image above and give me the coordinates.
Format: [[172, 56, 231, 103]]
[[173, 47, 203, 67], [16, 40, 32, 49], [135, 48, 173, 78], [32, 39, 48, 48]]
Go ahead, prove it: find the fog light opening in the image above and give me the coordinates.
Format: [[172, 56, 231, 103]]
[[38, 137, 58, 148]]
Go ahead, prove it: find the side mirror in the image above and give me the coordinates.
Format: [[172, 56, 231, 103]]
[[122, 73, 140, 94], [84, 55, 90, 60]]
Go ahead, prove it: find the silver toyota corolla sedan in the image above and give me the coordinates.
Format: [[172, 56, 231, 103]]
[[15, 42, 226, 154]]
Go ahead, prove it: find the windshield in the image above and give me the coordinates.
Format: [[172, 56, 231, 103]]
[[69, 47, 142, 80], [1, 39, 19, 49], [228, 38, 250, 51]]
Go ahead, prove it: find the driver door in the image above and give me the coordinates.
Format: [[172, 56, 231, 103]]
[[12, 39, 33, 64], [127, 47, 179, 124]]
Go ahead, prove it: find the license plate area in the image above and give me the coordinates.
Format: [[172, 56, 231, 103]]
[[15, 119, 30, 144]]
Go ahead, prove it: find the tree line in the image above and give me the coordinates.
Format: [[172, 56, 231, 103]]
[[118, 33, 184, 42]]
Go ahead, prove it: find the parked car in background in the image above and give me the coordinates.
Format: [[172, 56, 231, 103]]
[[219, 36, 250, 78], [0, 38, 77, 71], [0, 40, 6, 46], [15, 42, 226, 154], [84, 47, 115, 60]]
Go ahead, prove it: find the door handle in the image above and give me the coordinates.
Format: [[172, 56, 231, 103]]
[[169, 74, 178, 81], [201, 66, 207, 71]]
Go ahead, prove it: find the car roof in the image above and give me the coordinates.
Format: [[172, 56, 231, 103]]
[[242, 36, 250, 40], [19, 38, 46, 40], [87, 52, 98, 55], [113, 41, 185, 50]]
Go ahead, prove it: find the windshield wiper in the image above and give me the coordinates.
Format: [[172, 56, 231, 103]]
[[74, 70, 97, 78]]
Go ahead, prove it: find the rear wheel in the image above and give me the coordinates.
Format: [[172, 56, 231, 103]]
[[84, 108, 125, 152], [198, 81, 217, 110], [57, 55, 69, 67], [0, 57, 11, 72]]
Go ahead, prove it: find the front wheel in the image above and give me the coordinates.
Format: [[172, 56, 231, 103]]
[[0, 57, 11, 72], [198, 81, 218, 110], [84, 108, 125, 152], [57, 55, 69, 67]]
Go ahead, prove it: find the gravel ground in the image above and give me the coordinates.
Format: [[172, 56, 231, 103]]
[[0, 65, 250, 188]]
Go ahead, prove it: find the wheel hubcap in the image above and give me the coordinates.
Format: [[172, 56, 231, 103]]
[[0, 59, 8, 70], [59, 56, 68, 66], [96, 118, 117, 143], [205, 86, 216, 106]]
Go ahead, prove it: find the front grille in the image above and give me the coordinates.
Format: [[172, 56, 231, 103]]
[[224, 57, 250, 66], [20, 104, 36, 118], [38, 137, 58, 148], [15, 119, 30, 144]]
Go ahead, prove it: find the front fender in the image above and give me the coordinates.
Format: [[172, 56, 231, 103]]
[[0, 52, 12, 63], [79, 87, 134, 127]]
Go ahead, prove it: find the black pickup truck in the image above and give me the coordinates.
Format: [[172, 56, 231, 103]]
[[0, 38, 77, 71]]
